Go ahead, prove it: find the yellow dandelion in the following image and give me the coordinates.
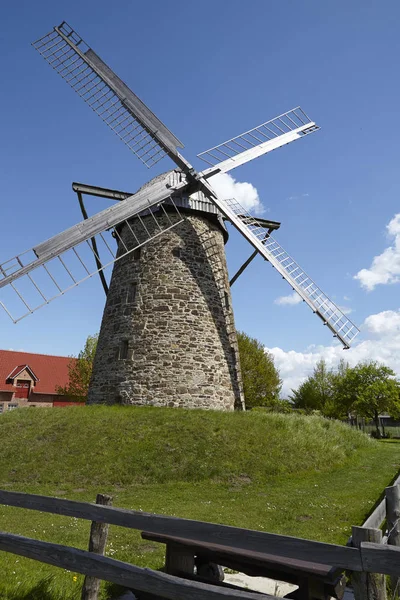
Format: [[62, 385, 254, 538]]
[[73, 576, 78, 582]]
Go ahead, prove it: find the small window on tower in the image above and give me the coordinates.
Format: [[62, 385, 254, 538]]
[[119, 340, 129, 360], [133, 248, 141, 260], [126, 283, 137, 304], [224, 291, 230, 310]]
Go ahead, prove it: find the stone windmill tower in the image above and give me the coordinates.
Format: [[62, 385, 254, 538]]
[[90, 179, 245, 411], [0, 22, 360, 411]]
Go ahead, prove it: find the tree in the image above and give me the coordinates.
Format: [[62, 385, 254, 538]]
[[323, 359, 350, 418], [56, 333, 99, 402], [237, 331, 282, 409], [290, 359, 336, 413], [290, 377, 323, 412], [289, 358, 400, 431], [336, 361, 400, 437]]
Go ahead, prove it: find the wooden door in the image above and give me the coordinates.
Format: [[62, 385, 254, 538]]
[[15, 381, 30, 398]]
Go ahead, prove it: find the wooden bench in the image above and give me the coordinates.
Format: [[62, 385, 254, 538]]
[[141, 532, 346, 600]]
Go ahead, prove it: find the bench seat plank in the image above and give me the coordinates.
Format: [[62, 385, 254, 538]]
[[141, 532, 341, 581]]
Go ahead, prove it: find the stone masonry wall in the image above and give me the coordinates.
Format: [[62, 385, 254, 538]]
[[88, 209, 244, 410]]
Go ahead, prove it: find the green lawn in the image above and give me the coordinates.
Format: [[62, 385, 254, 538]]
[[0, 407, 398, 599]]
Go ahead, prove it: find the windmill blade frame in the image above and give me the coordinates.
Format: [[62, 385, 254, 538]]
[[0, 202, 184, 324], [32, 22, 191, 171], [198, 188, 360, 349], [0, 173, 187, 322], [198, 107, 319, 177]]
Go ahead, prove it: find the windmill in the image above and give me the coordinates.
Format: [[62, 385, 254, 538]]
[[0, 22, 359, 410]]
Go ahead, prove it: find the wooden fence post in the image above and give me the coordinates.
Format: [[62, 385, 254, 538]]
[[81, 493, 113, 600], [352, 526, 387, 600], [386, 484, 400, 598]]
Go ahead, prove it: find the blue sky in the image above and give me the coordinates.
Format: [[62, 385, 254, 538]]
[[1, 1, 400, 394]]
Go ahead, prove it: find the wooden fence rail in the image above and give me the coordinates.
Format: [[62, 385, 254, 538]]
[[0, 488, 400, 599], [0, 489, 362, 570], [0, 531, 272, 600], [348, 476, 400, 600], [358, 472, 400, 531]]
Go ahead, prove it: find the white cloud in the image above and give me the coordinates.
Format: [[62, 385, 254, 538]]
[[364, 310, 400, 336], [354, 213, 400, 291], [287, 193, 309, 201], [338, 305, 353, 315], [267, 308, 400, 397], [274, 292, 302, 306], [209, 173, 264, 214]]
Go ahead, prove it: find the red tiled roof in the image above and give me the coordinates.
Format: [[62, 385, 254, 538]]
[[7, 364, 39, 381], [0, 350, 75, 395]]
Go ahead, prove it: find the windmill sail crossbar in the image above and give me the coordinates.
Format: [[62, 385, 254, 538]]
[[208, 195, 359, 348], [32, 22, 184, 169], [198, 108, 319, 176], [0, 200, 184, 323], [0, 175, 186, 291]]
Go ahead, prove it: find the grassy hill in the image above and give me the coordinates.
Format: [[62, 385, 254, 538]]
[[0, 405, 374, 487], [0, 406, 398, 599]]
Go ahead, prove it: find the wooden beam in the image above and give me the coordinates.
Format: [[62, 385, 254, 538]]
[[229, 249, 258, 286], [165, 542, 195, 577], [362, 499, 387, 530], [72, 182, 132, 201], [237, 216, 280, 231], [85, 48, 184, 155], [200, 126, 316, 178], [81, 493, 113, 600], [386, 484, 400, 597], [352, 527, 386, 600], [0, 489, 362, 572], [361, 542, 400, 577], [76, 191, 109, 297], [0, 173, 187, 290], [35, 174, 178, 258], [230, 226, 274, 286], [0, 531, 277, 600]]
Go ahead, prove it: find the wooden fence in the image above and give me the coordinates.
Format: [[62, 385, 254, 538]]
[[348, 417, 400, 438], [359, 472, 400, 531], [0, 487, 399, 600], [347, 473, 400, 599]]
